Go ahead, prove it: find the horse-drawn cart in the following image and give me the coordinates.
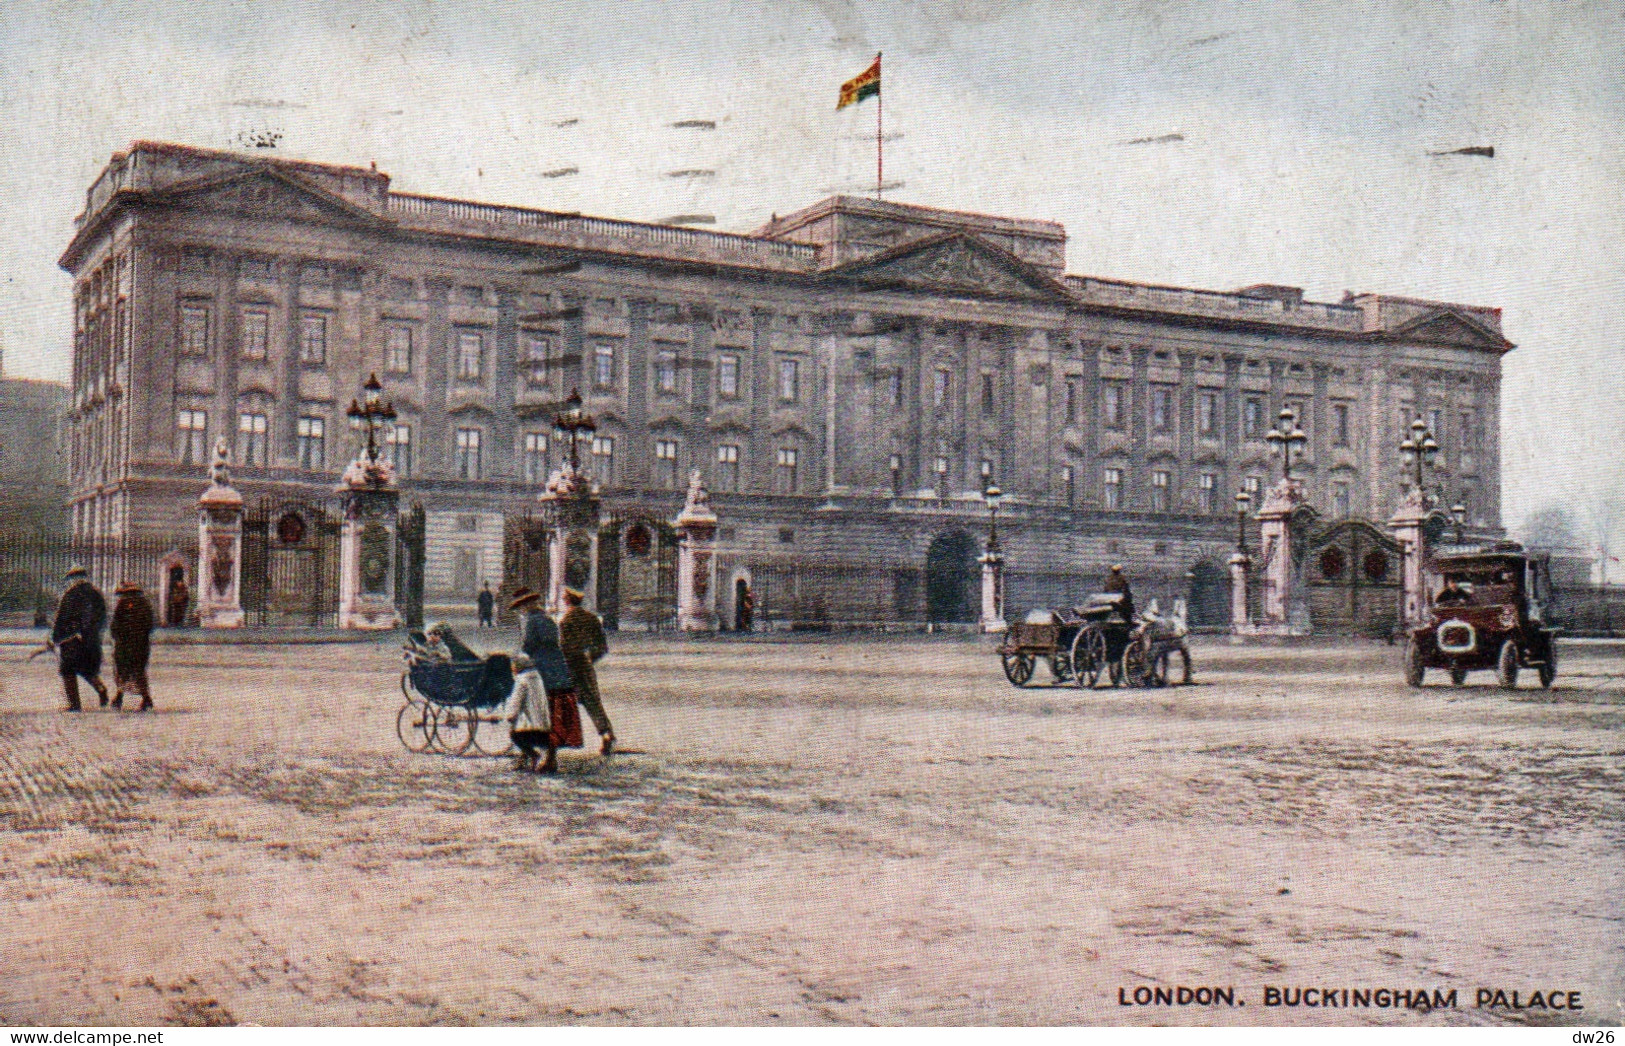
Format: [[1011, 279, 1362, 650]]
[[998, 594, 1192, 689]]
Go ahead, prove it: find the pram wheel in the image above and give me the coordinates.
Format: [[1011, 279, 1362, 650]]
[[396, 700, 435, 753], [432, 705, 478, 756], [473, 713, 516, 758]]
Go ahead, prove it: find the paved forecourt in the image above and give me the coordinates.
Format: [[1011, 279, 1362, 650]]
[[0, 634, 1620, 1026]]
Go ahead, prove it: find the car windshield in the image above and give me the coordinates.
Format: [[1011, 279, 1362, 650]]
[[1438, 569, 1518, 607]]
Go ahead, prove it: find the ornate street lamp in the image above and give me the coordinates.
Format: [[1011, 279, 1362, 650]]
[[1399, 416, 1440, 495], [345, 372, 397, 464], [1451, 502, 1467, 546], [983, 482, 1004, 554], [1234, 488, 1252, 555], [1265, 406, 1308, 481], [552, 387, 597, 472]]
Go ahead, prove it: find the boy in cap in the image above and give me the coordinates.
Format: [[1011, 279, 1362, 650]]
[[110, 580, 156, 711], [51, 565, 110, 711]]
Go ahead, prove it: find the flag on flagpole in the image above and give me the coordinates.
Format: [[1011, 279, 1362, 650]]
[[837, 54, 882, 110]]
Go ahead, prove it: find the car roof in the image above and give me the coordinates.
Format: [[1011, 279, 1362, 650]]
[[1434, 552, 1527, 570]]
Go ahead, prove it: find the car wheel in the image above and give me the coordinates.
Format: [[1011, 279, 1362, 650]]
[[1404, 636, 1425, 689], [1538, 644, 1556, 689], [1497, 640, 1519, 691], [1449, 666, 1467, 687]]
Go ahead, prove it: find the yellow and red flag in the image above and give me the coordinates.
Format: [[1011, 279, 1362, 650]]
[[837, 54, 882, 110]]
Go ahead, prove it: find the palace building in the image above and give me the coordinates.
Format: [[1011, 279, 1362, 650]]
[[59, 141, 1511, 628]]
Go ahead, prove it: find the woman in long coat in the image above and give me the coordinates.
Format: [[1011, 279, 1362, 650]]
[[511, 588, 581, 768], [110, 580, 156, 711]]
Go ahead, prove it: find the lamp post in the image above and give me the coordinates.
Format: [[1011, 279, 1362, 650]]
[[552, 387, 597, 473], [1265, 407, 1308, 481], [1399, 416, 1440, 496], [345, 372, 397, 466], [1234, 489, 1252, 555], [983, 482, 1003, 554]]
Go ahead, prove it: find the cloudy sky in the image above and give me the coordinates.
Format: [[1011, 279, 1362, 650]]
[[2, 0, 1621, 554]]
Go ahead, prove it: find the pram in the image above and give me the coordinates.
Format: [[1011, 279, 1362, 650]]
[[396, 627, 516, 756]]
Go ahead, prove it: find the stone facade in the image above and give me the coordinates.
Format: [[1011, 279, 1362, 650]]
[[0, 365, 70, 535], [59, 141, 1513, 625]]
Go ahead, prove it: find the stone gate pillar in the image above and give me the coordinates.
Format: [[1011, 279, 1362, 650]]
[[540, 462, 601, 616], [1228, 551, 1251, 633], [1254, 478, 1308, 635], [979, 549, 1006, 633], [335, 453, 400, 630], [1389, 490, 1431, 629], [672, 470, 719, 631], [196, 439, 245, 628]]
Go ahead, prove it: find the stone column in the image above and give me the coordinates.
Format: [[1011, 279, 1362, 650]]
[[335, 453, 401, 630], [1254, 477, 1307, 634], [1390, 489, 1431, 629], [979, 549, 1006, 633], [196, 438, 245, 628], [539, 461, 602, 616], [672, 470, 719, 631], [1228, 551, 1251, 633]]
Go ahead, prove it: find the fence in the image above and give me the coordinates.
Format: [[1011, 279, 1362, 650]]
[[1555, 584, 1625, 636], [0, 533, 198, 626]]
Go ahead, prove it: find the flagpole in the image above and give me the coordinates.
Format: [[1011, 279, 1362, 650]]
[[876, 53, 883, 201]]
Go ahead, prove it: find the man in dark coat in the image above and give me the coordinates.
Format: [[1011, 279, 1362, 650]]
[[52, 565, 110, 712], [477, 582, 495, 629], [110, 580, 156, 711], [558, 587, 614, 755], [1104, 564, 1136, 622]]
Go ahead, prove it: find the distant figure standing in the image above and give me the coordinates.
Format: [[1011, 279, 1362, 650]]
[[477, 582, 495, 629], [166, 573, 189, 628], [52, 565, 110, 712], [558, 588, 615, 755], [110, 580, 155, 711], [737, 582, 755, 632]]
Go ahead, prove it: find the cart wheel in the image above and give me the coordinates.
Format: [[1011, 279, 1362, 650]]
[[432, 705, 478, 756], [1538, 645, 1556, 689], [1496, 640, 1519, 691], [1404, 637, 1425, 689], [395, 700, 435, 754], [472, 712, 516, 757], [1449, 666, 1468, 687], [1002, 653, 1036, 687], [1072, 629, 1104, 688]]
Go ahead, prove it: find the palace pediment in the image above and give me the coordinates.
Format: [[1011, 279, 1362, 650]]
[[1384, 308, 1512, 352], [821, 232, 1073, 304], [154, 167, 388, 229]]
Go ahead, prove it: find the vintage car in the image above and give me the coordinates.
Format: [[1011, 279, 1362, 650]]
[[1404, 545, 1558, 689]]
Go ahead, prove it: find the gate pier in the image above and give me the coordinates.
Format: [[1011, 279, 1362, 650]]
[[196, 439, 245, 628], [336, 452, 401, 630], [672, 470, 719, 631], [539, 462, 601, 616]]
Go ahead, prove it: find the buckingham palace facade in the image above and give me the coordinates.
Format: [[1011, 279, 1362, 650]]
[[59, 141, 1511, 625]]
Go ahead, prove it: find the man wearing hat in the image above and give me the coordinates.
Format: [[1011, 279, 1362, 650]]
[[110, 580, 156, 711], [558, 587, 615, 755], [51, 565, 110, 712], [1104, 564, 1136, 623]]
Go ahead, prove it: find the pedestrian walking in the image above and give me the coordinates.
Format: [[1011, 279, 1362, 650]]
[[510, 587, 582, 770], [109, 580, 156, 711], [504, 654, 554, 773], [558, 587, 614, 755], [51, 565, 110, 712], [477, 582, 495, 629]]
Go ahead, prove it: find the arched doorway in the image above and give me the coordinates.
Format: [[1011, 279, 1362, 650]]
[[1187, 559, 1228, 627], [926, 530, 979, 624]]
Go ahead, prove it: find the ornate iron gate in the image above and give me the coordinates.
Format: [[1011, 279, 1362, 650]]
[[599, 513, 677, 632], [1306, 519, 1404, 638], [242, 498, 341, 626], [395, 501, 426, 629]]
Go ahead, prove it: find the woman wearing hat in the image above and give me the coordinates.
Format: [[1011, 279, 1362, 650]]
[[511, 587, 582, 770], [110, 580, 156, 711]]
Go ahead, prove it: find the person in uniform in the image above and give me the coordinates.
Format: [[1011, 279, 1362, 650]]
[[558, 588, 615, 755], [109, 580, 156, 711], [166, 574, 189, 627], [52, 565, 110, 712], [1104, 564, 1136, 622]]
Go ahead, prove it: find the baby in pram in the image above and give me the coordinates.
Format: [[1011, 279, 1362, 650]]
[[403, 621, 483, 665]]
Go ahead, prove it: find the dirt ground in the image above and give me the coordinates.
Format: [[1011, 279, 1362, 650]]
[[0, 633, 1621, 1027]]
